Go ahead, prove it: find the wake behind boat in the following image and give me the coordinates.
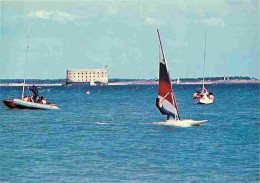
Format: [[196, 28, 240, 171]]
[[155, 29, 206, 126]]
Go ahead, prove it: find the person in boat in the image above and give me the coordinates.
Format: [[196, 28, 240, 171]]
[[23, 96, 32, 102], [40, 96, 46, 104], [29, 85, 39, 102], [202, 86, 208, 95], [156, 90, 176, 120], [193, 91, 202, 99], [208, 92, 214, 100]]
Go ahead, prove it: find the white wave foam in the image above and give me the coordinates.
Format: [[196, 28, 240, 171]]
[[153, 119, 207, 127], [74, 121, 108, 125], [96, 122, 108, 125]]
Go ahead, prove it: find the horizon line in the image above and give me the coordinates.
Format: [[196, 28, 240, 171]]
[[0, 76, 258, 80]]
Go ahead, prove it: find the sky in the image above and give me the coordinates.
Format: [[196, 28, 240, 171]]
[[0, 0, 259, 79]]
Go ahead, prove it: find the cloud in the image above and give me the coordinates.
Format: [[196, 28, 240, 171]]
[[145, 17, 164, 26], [199, 17, 225, 27], [27, 10, 80, 23]]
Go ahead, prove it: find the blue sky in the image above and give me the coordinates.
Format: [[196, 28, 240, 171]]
[[0, 0, 259, 79]]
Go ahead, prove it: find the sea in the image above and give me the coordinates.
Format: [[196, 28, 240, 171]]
[[0, 81, 259, 183]]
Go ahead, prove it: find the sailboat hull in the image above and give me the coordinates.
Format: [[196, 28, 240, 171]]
[[13, 99, 60, 110], [2, 99, 17, 109], [195, 97, 213, 105]]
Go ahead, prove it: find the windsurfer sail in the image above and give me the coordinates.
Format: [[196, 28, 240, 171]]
[[155, 29, 180, 121]]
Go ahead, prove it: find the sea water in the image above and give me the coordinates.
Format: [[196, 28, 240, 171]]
[[0, 83, 259, 182]]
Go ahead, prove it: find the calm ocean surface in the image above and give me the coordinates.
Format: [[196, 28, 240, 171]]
[[0, 83, 259, 182]]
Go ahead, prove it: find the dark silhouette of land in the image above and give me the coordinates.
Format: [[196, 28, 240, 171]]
[[0, 76, 259, 86]]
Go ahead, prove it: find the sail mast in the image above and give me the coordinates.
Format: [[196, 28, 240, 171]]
[[157, 29, 181, 120], [22, 21, 31, 99], [202, 29, 207, 90], [157, 29, 166, 63]]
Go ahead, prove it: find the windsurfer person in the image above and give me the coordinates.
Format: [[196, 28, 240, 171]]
[[156, 90, 176, 120], [29, 85, 39, 102]]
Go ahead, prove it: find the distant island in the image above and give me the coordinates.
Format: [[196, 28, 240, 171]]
[[108, 76, 260, 85], [0, 76, 259, 86]]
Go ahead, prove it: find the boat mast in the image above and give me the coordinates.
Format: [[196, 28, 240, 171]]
[[22, 21, 31, 99], [157, 29, 181, 120], [157, 29, 166, 64], [202, 29, 207, 90]]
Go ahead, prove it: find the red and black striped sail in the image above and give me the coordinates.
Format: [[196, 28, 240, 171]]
[[158, 59, 173, 105], [157, 29, 180, 120]]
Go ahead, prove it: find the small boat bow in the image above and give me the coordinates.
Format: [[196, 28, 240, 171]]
[[2, 99, 17, 109]]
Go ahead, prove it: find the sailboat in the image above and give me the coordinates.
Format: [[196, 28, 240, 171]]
[[193, 30, 214, 104], [90, 79, 96, 86], [176, 78, 180, 84], [2, 22, 59, 110], [155, 29, 207, 126]]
